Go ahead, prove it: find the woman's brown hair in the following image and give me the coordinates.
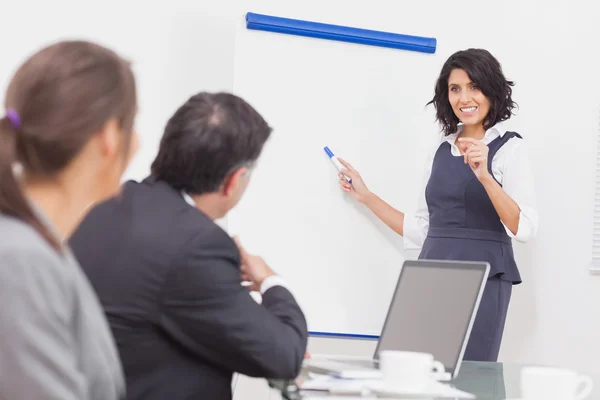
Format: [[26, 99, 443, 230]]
[[0, 40, 137, 250], [427, 48, 517, 136]]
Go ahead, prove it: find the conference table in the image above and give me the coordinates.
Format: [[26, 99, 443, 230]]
[[269, 361, 600, 399]]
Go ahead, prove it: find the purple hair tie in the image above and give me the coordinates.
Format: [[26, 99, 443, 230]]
[[6, 109, 21, 130]]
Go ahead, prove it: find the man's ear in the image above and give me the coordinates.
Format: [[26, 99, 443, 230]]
[[222, 167, 249, 197]]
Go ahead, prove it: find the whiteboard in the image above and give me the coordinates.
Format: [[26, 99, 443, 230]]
[[227, 17, 439, 336]]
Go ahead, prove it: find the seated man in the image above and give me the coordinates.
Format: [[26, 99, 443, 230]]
[[69, 92, 308, 400]]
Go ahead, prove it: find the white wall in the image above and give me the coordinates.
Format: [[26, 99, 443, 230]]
[[2, 1, 600, 399]]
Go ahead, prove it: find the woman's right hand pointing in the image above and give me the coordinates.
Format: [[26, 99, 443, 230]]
[[337, 158, 371, 203]]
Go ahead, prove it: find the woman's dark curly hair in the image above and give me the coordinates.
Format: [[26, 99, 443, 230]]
[[427, 48, 517, 136]]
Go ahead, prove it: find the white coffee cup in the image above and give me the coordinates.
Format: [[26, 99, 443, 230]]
[[521, 366, 593, 400], [379, 351, 445, 392]]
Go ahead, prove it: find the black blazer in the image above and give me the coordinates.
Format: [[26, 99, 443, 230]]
[[69, 177, 308, 400]]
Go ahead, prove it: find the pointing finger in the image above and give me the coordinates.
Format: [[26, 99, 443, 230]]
[[337, 158, 355, 172]]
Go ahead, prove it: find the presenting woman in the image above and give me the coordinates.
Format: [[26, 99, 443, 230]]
[[337, 48, 538, 362]]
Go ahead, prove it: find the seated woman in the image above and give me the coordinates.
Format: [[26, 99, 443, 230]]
[[0, 40, 139, 400]]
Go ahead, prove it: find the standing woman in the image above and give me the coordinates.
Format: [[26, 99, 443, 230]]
[[0, 41, 138, 399], [337, 48, 538, 362]]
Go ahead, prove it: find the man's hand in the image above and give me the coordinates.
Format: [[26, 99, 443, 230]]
[[233, 237, 275, 292]]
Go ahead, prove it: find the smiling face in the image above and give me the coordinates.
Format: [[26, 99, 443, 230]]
[[447, 68, 490, 129]]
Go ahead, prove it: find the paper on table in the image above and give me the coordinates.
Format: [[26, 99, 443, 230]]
[[300, 375, 376, 394], [299, 374, 475, 398]]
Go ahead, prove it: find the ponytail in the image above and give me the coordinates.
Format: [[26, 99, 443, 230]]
[[0, 113, 61, 251]]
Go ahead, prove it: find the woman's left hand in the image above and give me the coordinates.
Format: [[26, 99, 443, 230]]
[[457, 137, 491, 181]]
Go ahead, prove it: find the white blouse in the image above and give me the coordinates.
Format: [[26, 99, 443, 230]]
[[402, 123, 539, 250]]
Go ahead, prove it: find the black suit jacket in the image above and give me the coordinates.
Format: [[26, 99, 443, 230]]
[[69, 177, 308, 400]]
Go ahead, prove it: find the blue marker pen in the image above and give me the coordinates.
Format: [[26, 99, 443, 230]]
[[324, 146, 352, 183]]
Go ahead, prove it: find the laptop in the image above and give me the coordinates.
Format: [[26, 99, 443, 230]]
[[304, 259, 490, 380]]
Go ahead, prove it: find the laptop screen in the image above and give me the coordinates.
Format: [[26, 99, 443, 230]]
[[375, 260, 488, 374]]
